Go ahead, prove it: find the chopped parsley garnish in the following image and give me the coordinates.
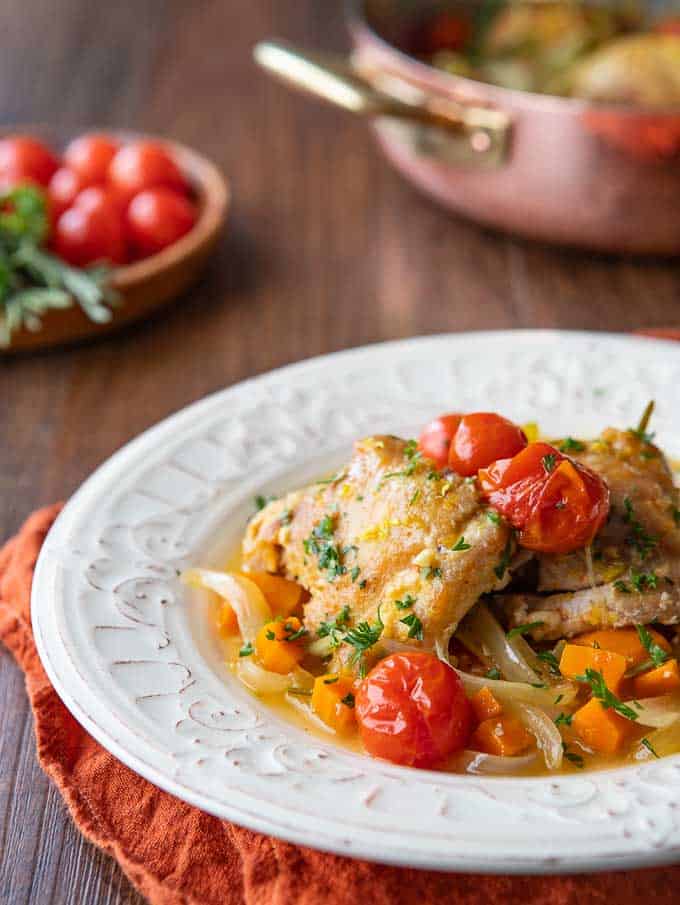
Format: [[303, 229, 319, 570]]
[[636, 624, 669, 668], [317, 605, 351, 648], [494, 539, 513, 581], [254, 494, 276, 511], [280, 509, 293, 525], [358, 579, 368, 590], [554, 712, 573, 727], [394, 594, 417, 610], [485, 667, 501, 680], [631, 401, 655, 445], [562, 743, 585, 768], [613, 579, 630, 594], [382, 440, 423, 480], [304, 514, 347, 581], [632, 568, 660, 596], [631, 569, 659, 593], [265, 629, 276, 640], [623, 496, 657, 560], [284, 624, 308, 642], [404, 438, 418, 458], [507, 621, 544, 640], [420, 565, 442, 581], [400, 612, 424, 641], [537, 650, 562, 676], [341, 692, 356, 708], [554, 694, 564, 705], [350, 566, 361, 583], [323, 676, 339, 685], [640, 737, 660, 759], [574, 668, 639, 721], [239, 641, 254, 657], [343, 606, 384, 673], [555, 500, 566, 510], [316, 471, 344, 485], [672, 506, 680, 527], [409, 489, 421, 506], [542, 453, 557, 473], [486, 510, 502, 525], [450, 536, 471, 552], [559, 437, 585, 453]]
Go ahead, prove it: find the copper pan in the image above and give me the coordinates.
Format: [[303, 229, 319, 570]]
[[255, 1, 680, 255]]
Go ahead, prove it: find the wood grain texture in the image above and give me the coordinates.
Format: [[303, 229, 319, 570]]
[[1, 1, 679, 903]]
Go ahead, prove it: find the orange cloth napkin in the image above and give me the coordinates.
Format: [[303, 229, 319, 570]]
[[3, 505, 680, 905]]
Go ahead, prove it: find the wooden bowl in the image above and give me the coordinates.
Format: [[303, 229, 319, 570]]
[[1, 129, 230, 354]]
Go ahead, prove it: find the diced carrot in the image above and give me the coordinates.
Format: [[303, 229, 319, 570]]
[[571, 697, 634, 755], [311, 674, 357, 733], [633, 659, 680, 698], [469, 716, 532, 757], [559, 644, 627, 694], [216, 602, 239, 636], [470, 687, 503, 723], [574, 627, 671, 668], [241, 571, 305, 617], [255, 617, 306, 674]]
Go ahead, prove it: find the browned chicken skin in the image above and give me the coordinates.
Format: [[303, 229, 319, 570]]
[[243, 436, 513, 652]]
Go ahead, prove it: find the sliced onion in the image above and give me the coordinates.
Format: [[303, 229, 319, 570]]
[[625, 693, 680, 729], [454, 749, 539, 775], [237, 658, 291, 693], [461, 602, 542, 684], [634, 719, 680, 760], [512, 703, 563, 770], [183, 568, 272, 639], [236, 658, 314, 695], [285, 690, 336, 735], [454, 667, 577, 709]]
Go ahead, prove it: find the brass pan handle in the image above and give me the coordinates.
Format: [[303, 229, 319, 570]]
[[253, 39, 510, 167]]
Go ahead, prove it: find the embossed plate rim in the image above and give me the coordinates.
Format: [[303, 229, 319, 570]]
[[32, 330, 680, 874]]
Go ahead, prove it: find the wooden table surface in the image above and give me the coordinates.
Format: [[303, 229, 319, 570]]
[[2, 1, 680, 902]]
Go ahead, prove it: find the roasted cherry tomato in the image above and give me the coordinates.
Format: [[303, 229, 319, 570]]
[[108, 141, 186, 201], [47, 167, 89, 221], [0, 135, 59, 187], [479, 442, 610, 554], [355, 652, 473, 768], [54, 190, 127, 267], [126, 187, 197, 256], [417, 414, 462, 468], [426, 11, 471, 53], [448, 412, 527, 477], [73, 184, 127, 214], [63, 133, 119, 185]]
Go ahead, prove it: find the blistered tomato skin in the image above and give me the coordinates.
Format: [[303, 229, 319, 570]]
[[355, 652, 473, 768], [479, 442, 610, 554], [448, 413, 527, 477], [417, 414, 462, 469]]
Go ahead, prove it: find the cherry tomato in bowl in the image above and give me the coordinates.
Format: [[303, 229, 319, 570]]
[[355, 652, 473, 768], [126, 187, 197, 256], [0, 135, 59, 187], [417, 414, 461, 468], [479, 442, 610, 554], [63, 133, 119, 184], [47, 167, 89, 221], [54, 189, 127, 267], [448, 412, 527, 477], [108, 140, 187, 202]]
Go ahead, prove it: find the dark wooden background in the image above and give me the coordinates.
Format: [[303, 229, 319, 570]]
[[1, 1, 679, 902]]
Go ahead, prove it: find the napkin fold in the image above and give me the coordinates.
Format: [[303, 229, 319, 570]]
[[3, 506, 680, 905]]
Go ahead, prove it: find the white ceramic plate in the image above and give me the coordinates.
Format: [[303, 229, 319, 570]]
[[33, 330, 680, 874]]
